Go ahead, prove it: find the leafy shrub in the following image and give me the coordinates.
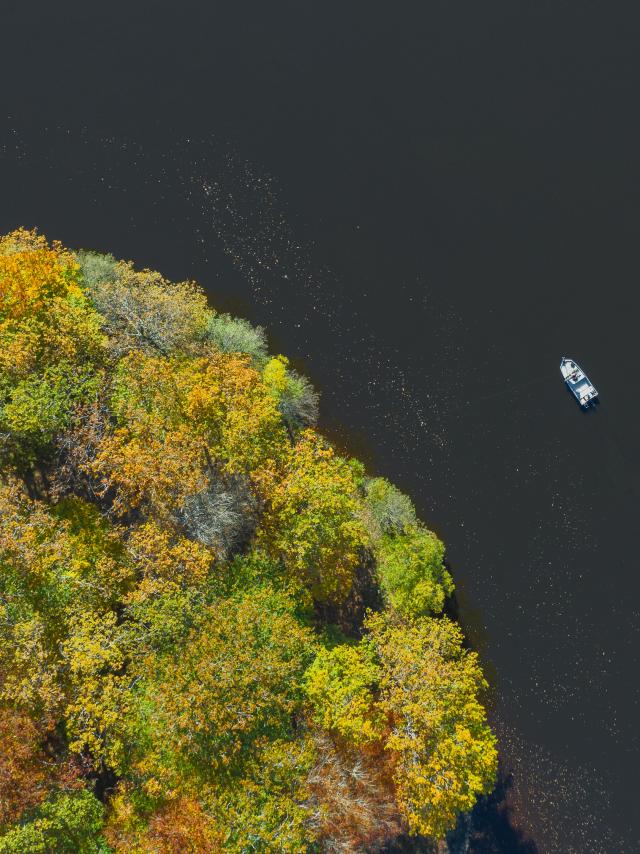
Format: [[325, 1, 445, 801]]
[[278, 370, 319, 432], [263, 355, 319, 433], [76, 250, 119, 288], [362, 477, 417, 540], [204, 312, 268, 363]]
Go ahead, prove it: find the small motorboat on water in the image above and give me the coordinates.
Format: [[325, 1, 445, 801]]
[[560, 357, 598, 408]]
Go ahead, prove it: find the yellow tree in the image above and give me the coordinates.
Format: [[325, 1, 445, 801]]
[[126, 521, 214, 588], [180, 351, 288, 490], [0, 481, 132, 728], [303, 643, 385, 745], [365, 612, 498, 838], [0, 480, 73, 720], [258, 430, 367, 603], [62, 609, 131, 773], [89, 423, 207, 518], [121, 521, 215, 654]]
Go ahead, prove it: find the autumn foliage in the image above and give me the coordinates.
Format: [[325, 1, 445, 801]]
[[0, 230, 496, 852]]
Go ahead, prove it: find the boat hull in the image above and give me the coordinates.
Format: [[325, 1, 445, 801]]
[[560, 357, 598, 408]]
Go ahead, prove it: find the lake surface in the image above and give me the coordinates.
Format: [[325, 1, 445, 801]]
[[2, 1, 640, 850]]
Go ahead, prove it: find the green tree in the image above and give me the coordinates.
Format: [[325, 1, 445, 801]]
[[207, 736, 318, 853], [134, 588, 316, 783], [0, 789, 106, 854], [0, 483, 132, 722], [376, 527, 453, 617]]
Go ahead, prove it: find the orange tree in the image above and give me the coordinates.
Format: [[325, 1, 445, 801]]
[[0, 230, 106, 469], [89, 350, 288, 519]]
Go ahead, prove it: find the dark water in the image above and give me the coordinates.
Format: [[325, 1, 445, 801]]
[[2, 1, 640, 850]]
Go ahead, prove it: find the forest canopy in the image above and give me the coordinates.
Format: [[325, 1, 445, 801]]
[[0, 229, 497, 852]]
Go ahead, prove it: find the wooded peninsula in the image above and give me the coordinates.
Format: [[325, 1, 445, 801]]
[[0, 229, 497, 852]]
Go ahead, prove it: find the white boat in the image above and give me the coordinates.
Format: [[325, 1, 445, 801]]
[[560, 357, 598, 408]]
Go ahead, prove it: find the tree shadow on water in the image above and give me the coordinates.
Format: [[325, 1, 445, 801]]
[[381, 772, 538, 854], [461, 772, 538, 854]]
